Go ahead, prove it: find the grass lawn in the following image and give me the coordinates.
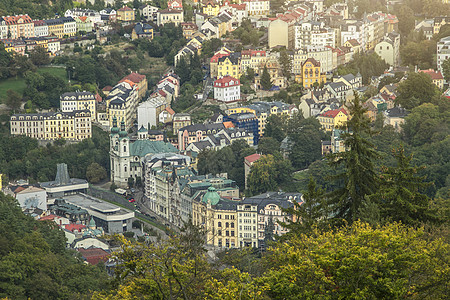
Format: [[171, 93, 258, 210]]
[[0, 66, 68, 104], [0, 77, 27, 104]]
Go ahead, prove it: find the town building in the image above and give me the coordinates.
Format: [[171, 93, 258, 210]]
[[65, 8, 101, 24], [10, 110, 92, 141], [172, 113, 191, 134], [375, 31, 400, 67], [317, 107, 348, 131], [144, 154, 193, 226], [296, 57, 327, 88], [239, 192, 298, 249], [75, 16, 93, 33], [33, 20, 48, 37], [217, 53, 241, 78], [419, 69, 445, 90], [137, 96, 167, 130], [117, 6, 135, 22], [45, 18, 64, 38], [9, 185, 47, 211], [203, 0, 220, 16], [226, 101, 293, 138], [106, 81, 139, 131], [294, 21, 335, 50], [60, 91, 97, 121], [437, 36, 450, 76], [63, 193, 134, 233], [40, 163, 89, 199], [110, 119, 179, 187], [131, 22, 153, 40], [293, 46, 335, 74], [157, 9, 184, 26], [383, 107, 409, 131], [119, 72, 148, 100], [2, 15, 34, 39], [192, 187, 238, 248], [178, 123, 227, 150], [181, 22, 198, 39], [213, 76, 241, 103], [185, 127, 254, 152], [223, 113, 259, 145], [139, 4, 158, 22], [168, 0, 183, 10], [243, 0, 270, 17], [61, 17, 77, 37], [240, 50, 267, 73]]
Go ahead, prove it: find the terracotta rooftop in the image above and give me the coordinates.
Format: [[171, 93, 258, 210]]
[[321, 107, 348, 118], [244, 153, 261, 163], [120, 72, 146, 84]]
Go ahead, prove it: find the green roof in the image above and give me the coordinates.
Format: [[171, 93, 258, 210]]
[[202, 187, 220, 206], [130, 140, 178, 157]]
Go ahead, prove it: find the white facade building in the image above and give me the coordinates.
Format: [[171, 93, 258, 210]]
[[437, 36, 450, 74], [293, 46, 334, 74], [214, 76, 241, 103], [62, 17, 77, 36], [294, 21, 335, 50], [33, 20, 48, 37], [137, 97, 167, 130], [243, 0, 270, 17], [60, 91, 97, 121], [237, 202, 259, 248]]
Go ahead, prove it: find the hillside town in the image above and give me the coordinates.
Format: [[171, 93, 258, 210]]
[[0, 0, 449, 299]]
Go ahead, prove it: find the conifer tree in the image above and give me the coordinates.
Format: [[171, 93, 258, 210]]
[[370, 145, 439, 226], [327, 92, 380, 224], [260, 65, 272, 90], [281, 177, 326, 235]]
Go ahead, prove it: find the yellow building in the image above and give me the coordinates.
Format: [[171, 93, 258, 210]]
[[296, 57, 326, 89], [217, 55, 241, 78], [10, 110, 92, 141], [202, 0, 220, 16], [117, 6, 135, 22], [192, 187, 238, 249], [318, 107, 348, 131], [45, 19, 64, 38]]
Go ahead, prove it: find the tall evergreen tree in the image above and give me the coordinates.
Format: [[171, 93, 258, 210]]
[[281, 177, 326, 236], [370, 145, 439, 226], [279, 49, 292, 82], [327, 92, 380, 224], [260, 65, 272, 90]]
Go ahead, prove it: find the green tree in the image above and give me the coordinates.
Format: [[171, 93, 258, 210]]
[[371, 146, 439, 226], [261, 221, 450, 299], [257, 137, 280, 155], [441, 58, 450, 83], [396, 5, 415, 36], [279, 49, 292, 82], [263, 114, 286, 142], [5, 89, 21, 111], [327, 92, 380, 223], [260, 65, 272, 90], [86, 162, 107, 183], [29, 46, 50, 66], [395, 72, 439, 109], [281, 177, 326, 236]]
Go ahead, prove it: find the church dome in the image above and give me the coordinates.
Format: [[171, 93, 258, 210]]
[[202, 186, 220, 206]]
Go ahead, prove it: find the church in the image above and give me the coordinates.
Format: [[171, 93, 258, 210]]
[[109, 117, 179, 187]]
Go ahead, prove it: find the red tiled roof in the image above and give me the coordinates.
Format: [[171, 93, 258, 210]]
[[165, 107, 175, 115], [65, 224, 86, 232], [39, 214, 58, 221], [345, 39, 360, 47], [120, 72, 146, 84], [3, 15, 33, 25], [14, 186, 26, 193], [214, 76, 240, 87], [102, 85, 113, 91], [95, 93, 102, 102], [78, 16, 88, 22], [223, 121, 235, 128], [419, 69, 444, 80], [245, 153, 261, 163], [77, 248, 110, 265], [230, 3, 246, 10], [210, 52, 230, 63], [320, 108, 347, 118]]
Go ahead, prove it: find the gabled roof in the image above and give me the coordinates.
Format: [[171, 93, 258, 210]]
[[345, 39, 360, 47], [303, 57, 320, 67], [419, 69, 444, 80], [120, 72, 146, 84], [130, 140, 178, 157], [320, 107, 347, 118], [214, 75, 240, 87]]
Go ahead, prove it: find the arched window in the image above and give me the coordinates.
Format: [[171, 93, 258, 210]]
[[218, 222, 222, 227]]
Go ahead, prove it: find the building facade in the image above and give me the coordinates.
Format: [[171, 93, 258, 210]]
[[10, 110, 92, 141], [60, 91, 97, 121], [213, 76, 241, 103]]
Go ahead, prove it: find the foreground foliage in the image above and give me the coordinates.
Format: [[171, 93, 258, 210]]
[[0, 192, 109, 299]]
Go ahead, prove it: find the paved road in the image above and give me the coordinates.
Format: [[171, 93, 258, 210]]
[[202, 77, 214, 101]]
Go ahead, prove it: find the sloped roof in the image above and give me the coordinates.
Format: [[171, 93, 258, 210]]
[[120, 72, 146, 84], [118, 6, 133, 11], [320, 107, 347, 118], [245, 153, 261, 163], [130, 140, 178, 157]]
